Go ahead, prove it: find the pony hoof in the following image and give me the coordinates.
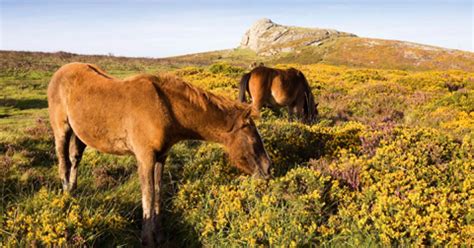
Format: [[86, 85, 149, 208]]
[[62, 181, 70, 192], [141, 238, 155, 248], [155, 233, 165, 245]]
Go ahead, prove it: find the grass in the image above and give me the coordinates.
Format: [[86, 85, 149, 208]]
[[0, 51, 473, 246]]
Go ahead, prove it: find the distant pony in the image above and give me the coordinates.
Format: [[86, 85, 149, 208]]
[[239, 66, 318, 124], [48, 63, 271, 247]]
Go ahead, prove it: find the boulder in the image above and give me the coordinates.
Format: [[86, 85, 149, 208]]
[[240, 18, 356, 55]]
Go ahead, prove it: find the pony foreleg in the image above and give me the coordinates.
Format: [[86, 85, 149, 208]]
[[287, 105, 296, 122], [137, 151, 157, 247]]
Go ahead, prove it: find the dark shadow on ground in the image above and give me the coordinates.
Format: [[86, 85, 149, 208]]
[[0, 98, 48, 110]]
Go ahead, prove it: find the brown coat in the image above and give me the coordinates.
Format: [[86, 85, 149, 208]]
[[239, 66, 318, 123], [48, 62, 271, 246]]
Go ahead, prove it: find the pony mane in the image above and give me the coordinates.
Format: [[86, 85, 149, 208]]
[[86, 64, 114, 79], [154, 73, 248, 113]]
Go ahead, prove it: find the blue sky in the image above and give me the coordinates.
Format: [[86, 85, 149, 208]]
[[1, 0, 472, 57]]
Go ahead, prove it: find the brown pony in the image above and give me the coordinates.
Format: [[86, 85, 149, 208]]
[[47, 63, 271, 247], [239, 66, 318, 124]]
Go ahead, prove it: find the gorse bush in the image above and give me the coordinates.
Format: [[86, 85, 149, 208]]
[[170, 125, 472, 247], [174, 168, 334, 247], [174, 65, 240, 99], [1, 59, 472, 246], [3, 188, 130, 247], [208, 62, 245, 75], [257, 121, 363, 175], [321, 127, 473, 246]]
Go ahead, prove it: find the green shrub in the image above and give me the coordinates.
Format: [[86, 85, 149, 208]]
[[208, 62, 245, 75]]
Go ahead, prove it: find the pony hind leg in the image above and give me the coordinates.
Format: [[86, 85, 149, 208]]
[[51, 117, 73, 191], [249, 93, 265, 118], [68, 132, 86, 191]]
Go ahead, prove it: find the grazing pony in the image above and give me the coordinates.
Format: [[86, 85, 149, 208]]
[[239, 66, 318, 124], [47, 63, 271, 247]]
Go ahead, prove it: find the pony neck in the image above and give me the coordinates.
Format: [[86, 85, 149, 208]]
[[178, 106, 234, 145], [154, 75, 238, 145]]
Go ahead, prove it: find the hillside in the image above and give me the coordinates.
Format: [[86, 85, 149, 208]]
[[173, 19, 474, 71], [239, 18, 474, 71], [273, 36, 474, 71]]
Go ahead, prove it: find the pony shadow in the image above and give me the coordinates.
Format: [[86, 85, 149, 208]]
[[14, 138, 55, 168], [160, 208, 202, 248], [70, 175, 202, 247], [0, 132, 55, 170], [0, 98, 48, 110]]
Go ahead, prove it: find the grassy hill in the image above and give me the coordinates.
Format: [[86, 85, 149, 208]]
[[273, 37, 474, 71], [0, 48, 473, 246], [239, 19, 474, 71]]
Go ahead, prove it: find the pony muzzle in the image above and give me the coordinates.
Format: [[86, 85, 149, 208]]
[[253, 171, 271, 180], [253, 161, 272, 180]]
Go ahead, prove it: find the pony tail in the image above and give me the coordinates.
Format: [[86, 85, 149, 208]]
[[306, 91, 314, 122], [300, 72, 314, 123], [303, 91, 310, 117], [239, 73, 251, 103]]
